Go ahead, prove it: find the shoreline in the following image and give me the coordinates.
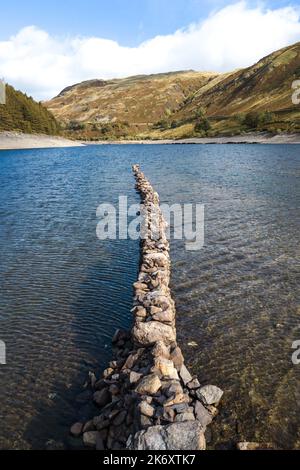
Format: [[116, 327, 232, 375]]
[[0, 132, 84, 150], [1, 131, 300, 151]]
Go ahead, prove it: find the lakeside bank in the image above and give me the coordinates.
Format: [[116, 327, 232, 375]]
[[1, 131, 300, 151]]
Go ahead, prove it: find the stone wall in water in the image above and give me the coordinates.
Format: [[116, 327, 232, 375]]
[[70, 165, 223, 450]]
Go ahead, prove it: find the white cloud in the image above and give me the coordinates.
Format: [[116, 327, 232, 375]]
[[0, 1, 300, 100]]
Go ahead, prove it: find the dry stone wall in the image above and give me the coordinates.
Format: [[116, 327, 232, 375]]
[[70, 165, 223, 451]]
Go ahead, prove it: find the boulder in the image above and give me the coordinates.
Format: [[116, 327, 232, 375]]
[[133, 322, 176, 346], [179, 364, 193, 386], [139, 401, 155, 418], [194, 401, 213, 428], [154, 358, 179, 380], [136, 374, 162, 395], [93, 389, 111, 408], [175, 412, 195, 422], [196, 385, 224, 406], [83, 431, 99, 448], [237, 442, 274, 451], [152, 341, 170, 359], [70, 422, 83, 438], [170, 347, 184, 371], [129, 371, 143, 384], [130, 422, 206, 450]]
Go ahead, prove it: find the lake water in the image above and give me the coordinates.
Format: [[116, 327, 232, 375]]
[[0, 144, 299, 449]]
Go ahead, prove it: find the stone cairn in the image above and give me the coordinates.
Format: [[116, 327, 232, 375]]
[[70, 165, 223, 450]]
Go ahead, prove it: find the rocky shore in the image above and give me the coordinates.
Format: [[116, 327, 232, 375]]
[[70, 165, 223, 450]]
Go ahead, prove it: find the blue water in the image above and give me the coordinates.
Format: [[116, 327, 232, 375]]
[[0, 144, 299, 449]]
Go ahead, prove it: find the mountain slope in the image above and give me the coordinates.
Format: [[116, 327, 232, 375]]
[[46, 42, 300, 140], [0, 85, 60, 135]]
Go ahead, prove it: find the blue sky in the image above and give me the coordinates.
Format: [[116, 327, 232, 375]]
[[0, 0, 298, 45], [0, 0, 300, 99]]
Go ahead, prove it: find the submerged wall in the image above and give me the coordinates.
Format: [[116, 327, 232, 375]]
[[70, 165, 223, 450]]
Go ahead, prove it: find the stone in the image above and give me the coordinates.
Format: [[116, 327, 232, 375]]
[[136, 374, 162, 395], [187, 378, 201, 390], [122, 350, 144, 370], [175, 412, 195, 422], [164, 382, 183, 398], [135, 307, 147, 318], [154, 358, 179, 380], [152, 341, 170, 359], [164, 393, 190, 407], [171, 403, 190, 413], [93, 415, 110, 431], [109, 384, 120, 396], [89, 372, 97, 388], [83, 431, 99, 448], [162, 407, 175, 422], [152, 310, 175, 324], [93, 389, 111, 408], [103, 368, 114, 379], [196, 385, 224, 406], [237, 442, 274, 451], [113, 410, 127, 426], [83, 420, 95, 433], [194, 401, 213, 428], [139, 401, 155, 418], [129, 371, 143, 384], [70, 422, 83, 437], [96, 435, 105, 450], [140, 415, 153, 430], [130, 422, 206, 450], [150, 306, 162, 315], [170, 347, 184, 371], [133, 321, 176, 346], [179, 364, 193, 386]]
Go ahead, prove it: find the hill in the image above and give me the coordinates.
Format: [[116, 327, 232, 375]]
[[0, 85, 60, 135], [45, 42, 300, 140]]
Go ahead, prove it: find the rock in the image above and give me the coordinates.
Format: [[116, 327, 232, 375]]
[[135, 307, 147, 318], [164, 393, 190, 407], [170, 347, 184, 371], [113, 410, 127, 426], [175, 412, 195, 422], [136, 374, 162, 395], [93, 389, 111, 408], [96, 435, 105, 450], [89, 372, 97, 388], [162, 407, 176, 422], [109, 384, 120, 396], [83, 431, 99, 448], [152, 309, 175, 324], [140, 415, 153, 430], [154, 358, 179, 380], [196, 385, 224, 406], [70, 422, 83, 438], [83, 420, 95, 433], [152, 341, 170, 359], [179, 364, 193, 386], [129, 371, 143, 384], [170, 403, 189, 413], [237, 442, 274, 451], [139, 401, 155, 418], [187, 378, 201, 390], [194, 401, 213, 428], [131, 422, 206, 450], [122, 350, 143, 370], [133, 321, 176, 346], [164, 382, 183, 398], [93, 415, 110, 431], [150, 306, 162, 315]]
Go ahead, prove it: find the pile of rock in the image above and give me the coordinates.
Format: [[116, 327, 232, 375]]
[[70, 165, 223, 450]]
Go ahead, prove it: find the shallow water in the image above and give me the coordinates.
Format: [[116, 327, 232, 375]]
[[0, 144, 299, 449]]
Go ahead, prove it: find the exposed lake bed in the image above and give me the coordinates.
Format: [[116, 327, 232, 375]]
[[0, 144, 299, 449]]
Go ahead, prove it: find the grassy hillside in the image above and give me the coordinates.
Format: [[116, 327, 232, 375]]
[[0, 85, 60, 135], [46, 42, 300, 140]]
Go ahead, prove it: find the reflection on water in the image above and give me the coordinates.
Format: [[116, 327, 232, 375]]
[[0, 144, 299, 449]]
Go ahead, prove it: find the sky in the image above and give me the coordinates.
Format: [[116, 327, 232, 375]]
[[0, 0, 300, 100]]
